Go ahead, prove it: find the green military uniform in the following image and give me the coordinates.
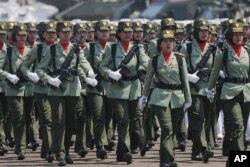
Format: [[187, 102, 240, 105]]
[[208, 23, 250, 165], [142, 30, 191, 167], [20, 21, 57, 162], [0, 22, 9, 156], [36, 21, 93, 165], [84, 20, 110, 159], [100, 21, 149, 164], [180, 19, 214, 162], [0, 24, 32, 160]]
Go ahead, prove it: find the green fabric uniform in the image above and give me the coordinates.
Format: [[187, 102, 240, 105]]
[[208, 42, 250, 153], [100, 39, 149, 160], [142, 51, 191, 164], [36, 42, 92, 159], [180, 39, 214, 156]]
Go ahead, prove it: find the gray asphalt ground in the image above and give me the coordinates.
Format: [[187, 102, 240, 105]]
[[0, 135, 236, 167]]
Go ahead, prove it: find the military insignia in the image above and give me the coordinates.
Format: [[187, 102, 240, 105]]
[[176, 24, 180, 28], [79, 23, 83, 27], [0, 25, 4, 29], [20, 25, 24, 30], [49, 23, 54, 28], [235, 23, 240, 28], [110, 25, 113, 29], [31, 23, 35, 27], [148, 23, 152, 28], [10, 23, 14, 26], [136, 22, 140, 26], [167, 18, 172, 22], [202, 21, 206, 25], [87, 22, 91, 27], [103, 21, 107, 26], [64, 22, 68, 27], [125, 22, 130, 27]]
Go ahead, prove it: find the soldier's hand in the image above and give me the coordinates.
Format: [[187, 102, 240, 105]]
[[138, 96, 147, 110], [85, 77, 98, 87], [108, 69, 122, 81], [26, 71, 40, 83], [188, 71, 200, 83], [6, 73, 19, 84], [48, 76, 61, 88], [219, 70, 225, 79], [183, 102, 192, 111], [205, 88, 215, 103], [87, 69, 97, 79]]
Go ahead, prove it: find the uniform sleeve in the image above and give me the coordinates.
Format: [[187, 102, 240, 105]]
[[0, 53, 8, 80], [181, 57, 192, 103], [99, 44, 113, 78], [78, 51, 93, 80], [35, 47, 52, 83], [147, 40, 158, 58], [142, 58, 154, 96], [138, 44, 149, 71], [20, 46, 37, 75], [208, 51, 223, 90]]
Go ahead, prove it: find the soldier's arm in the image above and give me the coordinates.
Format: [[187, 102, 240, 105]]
[[137, 44, 149, 71], [181, 57, 192, 103], [99, 45, 113, 78], [78, 52, 93, 80], [147, 40, 158, 58], [83, 44, 91, 61], [0, 53, 8, 80], [20, 46, 37, 75], [208, 51, 223, 90], [35, 47, 52, 83], [142, 58, 154, 96]]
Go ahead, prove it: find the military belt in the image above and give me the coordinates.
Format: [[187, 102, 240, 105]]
[[53, 69, 78, 76], [122, 74, 140, 81], [154, 81, 182, 90], [224, 77, 250, 83]]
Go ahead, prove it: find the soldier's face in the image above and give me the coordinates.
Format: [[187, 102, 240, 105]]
[[232, 33, 243, 45], [28, 31, 37, 41], [0, 34, 7, 42], [243, 26, 250, 38], [96, 30, 109, 41], [160, 38, 174, 53], [43, 32, 57, 42], [133, 31, 143, 41], [209, 34, 217, 44], [119, 31, 133, 42], [76, 32, 87, 43], [108, 34, 116, 42], [175, 32, 184, 42], [59, 31, 72, 42], [198, 30, 209, 41], [87, 32, 95, 41], [16, 34, 27, 45]]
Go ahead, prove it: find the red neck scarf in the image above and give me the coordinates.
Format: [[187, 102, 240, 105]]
[[8, 41, 15, 46], [230, 43, 242, 57], [60, 42, 70, 52], [45, 40, 55, 46], [28, 40, 35, 47], [80, 43, 86, 49], [197, 41, 206, 52], [121, 41, 129, 52], [0, 42, 3, 50], [17, 46, 25, 56], [163, 52, 171, 64], [99, 40, 107, 49]]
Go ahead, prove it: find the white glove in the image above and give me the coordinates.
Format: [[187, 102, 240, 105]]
[[138, 96, 147, 110], [188, 71, 200, 84], [6, 73, 19, 84], [183, 102, 192, 111], [87, 69, 96, 79], [48, 76, 61, 88], [85, 77, 98, 87], [108, 69, 122, 81], [26, 71, 40, 83], [219, 70, 225, 79], [205, 88, 215, 103]]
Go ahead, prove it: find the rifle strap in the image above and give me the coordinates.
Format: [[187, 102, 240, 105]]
[[7, 46, 13, 74], [186, 42, 193, 71], [89, 42, 95, 67], [50, 44, 56, 69], [111, 43, 117, 70], [31, 43, 43, 72]]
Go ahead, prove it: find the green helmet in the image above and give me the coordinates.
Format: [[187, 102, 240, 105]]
[[56, 21, 73, 32], [193, 19, 209, 30], [117, 21, 133, 32], [0, 22, 7, 34], [160, 17, 175, 30], [95, 20, 110, 31], [237, 18, 249, 27]]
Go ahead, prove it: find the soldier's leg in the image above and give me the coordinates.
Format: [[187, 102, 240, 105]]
[[86, 98, 94, 150], [129, 99, 144, 153], [0, 93, 7, 156], [75, 95, 88, 157], [204, 98, 215, 149], [87, 93, 108, 159], [111, 98, 132, 164], [49, 96, 66, 163], [175, 108, 186, 151], [241, 101, 250, 150], [7, 96, 26, 159], [104, 96, 115, 151], [34, 93, 53, 161]]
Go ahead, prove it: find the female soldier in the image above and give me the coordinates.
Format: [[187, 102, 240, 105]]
[[139, 30, 191, 167], [206, 22, 250, 166], [100, 20, 148, 164], [0, 24, 31, 160]]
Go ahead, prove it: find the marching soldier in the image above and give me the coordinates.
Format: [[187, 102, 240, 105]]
[[86, 21, 95, 43], [108, 24, 117, 43], [6, 21, 17, 47], [100, 20, 149, 164], [180, 19, 214, 163], [139, 30, 191, 167], [206, 22, 250, 167], [36, 21, 95, 166]]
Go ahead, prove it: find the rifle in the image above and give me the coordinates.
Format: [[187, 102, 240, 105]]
[[173, 32, 191, 52], [48, 45, 79, 92]]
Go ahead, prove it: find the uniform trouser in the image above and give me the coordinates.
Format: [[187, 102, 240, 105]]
[[86, 98, 94, 146], [110, 98, 137, 158], [34, 93, 52, 154], [130, 101, 144, 150], [49, 96, 79, 158], [75, 95, 87, 152], [104, 96, 113, 141], [222, 92, 250, 153], [0, 93, 8, 149], [175, 109, 186, 145], [143, 106, 155, 145], [2, 93, 12, 142], [87, 93, 108, 147], [26, 98, 36, 144], [152, 104, 182, 163], [7, 96, 33, 154], [187, 95, 210, 155]]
